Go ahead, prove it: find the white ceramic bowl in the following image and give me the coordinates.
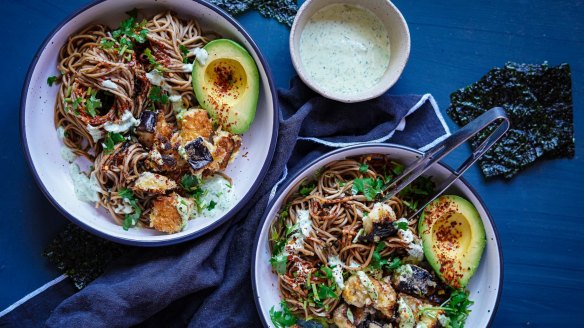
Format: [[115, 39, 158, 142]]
[[252, 144, 502, 327], [290, 0, 411, 103], [20, 0, 278, 246]]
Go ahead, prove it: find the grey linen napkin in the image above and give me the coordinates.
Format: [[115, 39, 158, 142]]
[[0, 77, 450, 327]]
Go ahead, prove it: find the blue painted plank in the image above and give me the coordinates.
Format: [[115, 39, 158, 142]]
[[0, 0, 583, 327]]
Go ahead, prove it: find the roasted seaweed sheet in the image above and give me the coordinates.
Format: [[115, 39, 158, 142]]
[[447, 62, 574, 179], [210, 0, 298, 26], [44, 224, 130, 289]]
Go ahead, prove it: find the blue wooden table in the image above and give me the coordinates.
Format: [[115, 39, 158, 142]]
[[1, 0, 582, 326]]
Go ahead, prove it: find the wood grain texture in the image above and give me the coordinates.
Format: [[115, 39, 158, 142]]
[[0, 0, 582, 326]]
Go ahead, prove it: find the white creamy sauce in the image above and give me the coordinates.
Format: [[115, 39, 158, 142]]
[[56, 126, 66, 139], [175, 195, 194, 230], [146, 70, 164, 86], [69, 164, 101, 203], [398, 297, 416, 328], [104, 110, 140, 133], [199, 175, 236, 216], [168, 95, 182, 103], [297, 209, 313, 236], [190, 48, 208, 65], [61, 146, 77, 162], [356, 271, 378, 300], [286, 210, 314, 253], [114, 200, 133, 214], [180, 64, 194, 73], [101, 80, 118, 90], [328, 255, 345, 289], [299, 4, 390, 96], [86, 124, 104, 142]]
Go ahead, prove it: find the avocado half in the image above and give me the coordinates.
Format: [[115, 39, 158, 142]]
[[418, 195, 486, 289], [192, 39, 260, 134]]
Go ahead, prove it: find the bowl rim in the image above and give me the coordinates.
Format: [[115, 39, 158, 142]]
[[289, 0, 411, 103], [250, 143, 503, 327], [19, 0, 279, 247]]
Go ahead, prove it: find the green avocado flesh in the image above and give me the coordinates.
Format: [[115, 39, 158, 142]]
[[418, 195, 486, 289], [192, 39, 260, 134]]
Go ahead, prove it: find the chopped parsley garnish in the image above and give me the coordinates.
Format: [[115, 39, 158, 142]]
[[386, 257, 402, 271], [269, 301, 297, 328], [369, 242, 388, 270], [180, 174, 199, 192], [369, 243, 402, 272], [359, 163, 369, 173], [47, 76, 58, 86], [118, 188, 142, 230], [207, 200, 217, 211], [143, 48, 165, 71], [403, 199, 419, 211], [107, 9, 148, 56], [398, 176, 435, 198], [316, 283, 337, 300], [148, 85, 169, 105], [85, 88, 102, 117], [298, 182, 315, 196], [179, 44, 189, 63], [180, 173, 207, 212], [269, 252, 288, 275], [102, 132, 125, 154], [64, 97, 83, 115], [352, 177, 384, 201], [394, 221, 409, 231], [392, 162, 405, 175], [420, 289, 473, 327]]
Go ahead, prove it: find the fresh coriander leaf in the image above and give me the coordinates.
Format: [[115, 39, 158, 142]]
[[385, 257, 402, 271], [270, 253, 288, 274], [321, 266, 333, 279], [118, 188, 133, 199], [299, 182, 315, 196], [179, 44, 189, 63], [207, 200, 217, 211], [118, 187, 142, 230], [85, 89, 102, 117], [47, 76, 58, 86], [148, 85, 169, 105], [269, 301, 297, 328], [392, 162, 405, 175], [180, 174, 199, 192], [359, 163, 369, 173], [394, 221, 409, 231], [369, 242, 388, 270], [317, 284, 338, 300], [102, 132, 125, 154], [143, 48, 164, 71], [285, 223, 298, 237], [403, 200, 418, 211], [100, 38, 116, 49], [351, 177, 383, 201]]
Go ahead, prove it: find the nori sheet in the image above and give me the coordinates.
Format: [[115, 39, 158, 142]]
[[44, 223, 130, 289], [447, 62, 574, 179], [210, 0, 298, 26]]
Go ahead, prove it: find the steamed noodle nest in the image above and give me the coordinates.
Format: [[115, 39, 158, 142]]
[[54, 11, 230, 229]]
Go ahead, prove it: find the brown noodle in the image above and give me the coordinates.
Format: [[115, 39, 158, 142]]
[[54, 11, 215, 227], [269, 155, 422, 319]]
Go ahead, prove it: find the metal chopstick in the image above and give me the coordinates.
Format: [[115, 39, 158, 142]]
[[379, 107, 510, 219]]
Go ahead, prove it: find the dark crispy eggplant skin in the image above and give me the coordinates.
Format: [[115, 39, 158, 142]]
[[185, 137, 213, 170]]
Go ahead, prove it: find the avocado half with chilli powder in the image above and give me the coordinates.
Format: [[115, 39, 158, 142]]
[[192, 39, 259, 134], [418, 195, 486, 289]]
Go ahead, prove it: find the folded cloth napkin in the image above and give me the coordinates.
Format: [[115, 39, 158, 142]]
[[0, 77, 450, 327]]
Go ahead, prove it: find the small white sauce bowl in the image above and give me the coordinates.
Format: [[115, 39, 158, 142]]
[[290, 0, 411, 103]]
